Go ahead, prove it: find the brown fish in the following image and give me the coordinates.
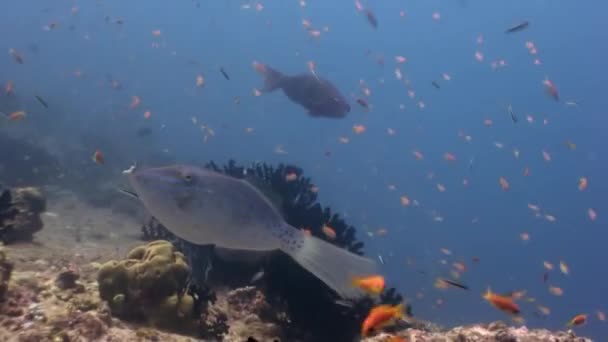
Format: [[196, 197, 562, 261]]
[[253, 62, 351, 119]]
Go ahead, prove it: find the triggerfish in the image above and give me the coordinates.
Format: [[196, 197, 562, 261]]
[[125, 165, 376, 298]]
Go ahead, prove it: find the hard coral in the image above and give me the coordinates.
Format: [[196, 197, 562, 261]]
[[0, 186, 46, 244], [96, 240, 197, 334]]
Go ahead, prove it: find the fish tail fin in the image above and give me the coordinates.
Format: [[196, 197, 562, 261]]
[[253, 62, 284, 92], [282, 228, 377, 298], [483, 287, 493, 300]]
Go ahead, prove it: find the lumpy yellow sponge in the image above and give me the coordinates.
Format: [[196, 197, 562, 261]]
[[97, 240, 196, 333]]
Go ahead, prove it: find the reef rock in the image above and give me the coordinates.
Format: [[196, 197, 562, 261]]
[[362, 322, 592, 342], [0, 186, 46, 244], [0, 248, 13, 301], [201, 286, 287, 342], [96, 240, 197, 333]]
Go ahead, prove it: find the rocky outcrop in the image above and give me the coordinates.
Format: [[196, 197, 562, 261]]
[[0, 186, 46, 243]]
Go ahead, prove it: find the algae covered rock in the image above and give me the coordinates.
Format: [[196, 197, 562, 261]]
[[97, 240, 197, 333], [0, 186, 46, 243]]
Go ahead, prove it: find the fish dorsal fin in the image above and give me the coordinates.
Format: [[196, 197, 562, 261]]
[[244, 176, 285, 217]]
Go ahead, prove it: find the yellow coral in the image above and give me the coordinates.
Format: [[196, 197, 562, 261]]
[[96, 240, 196, 333]]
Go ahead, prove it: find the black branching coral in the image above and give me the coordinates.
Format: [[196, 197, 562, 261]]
[[140, 160, 404, 341]]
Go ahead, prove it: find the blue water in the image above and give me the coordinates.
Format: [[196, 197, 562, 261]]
[[1, 0, 606, 339]]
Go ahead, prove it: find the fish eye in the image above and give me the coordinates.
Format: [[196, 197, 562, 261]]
[[182, 173, 194, 183]]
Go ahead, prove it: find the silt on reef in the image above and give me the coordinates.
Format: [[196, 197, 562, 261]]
[[0, 185, 46, 244], [96, 240, 203, 334], [140, 160, 405, 341]]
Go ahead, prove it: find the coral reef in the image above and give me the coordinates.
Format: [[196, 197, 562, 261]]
[[140, 160, 404, 341], [0, 247, 13, 301], [0, 225, 593, 342], [201, 286, 287, 342], [0, 186, 46, 243], [363, 321, 592, 342], [96, 240, 199, 334]]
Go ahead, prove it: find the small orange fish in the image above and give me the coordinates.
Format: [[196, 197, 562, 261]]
[[375, 228, 388, 236], [567, 314, 587, 327], [400, 196, 410, 206], [129, 96, 141, 109], [578, 177, 588, 191], [143, 110, 152, 119], [559, 261, 569, 275], [92, 149, 104, 165], [196, 74, 205, 87], [588, 208, 597, 221], [5, 81, 14, 96], [322, 225, 336, 240], [7, 111, 26, 121], [549, 286, 563, 296], [444, 152, 456, 161], [302, 228, 312, 237], [440, 248, 452, 256], [351, 275, 385, 295], [543, 78, 559, 101], [412, 150, 424, 160], [483, 288, 520, 315], [499, 177, 510, 190], [8, 48, 24, 64], [361, 303, 405, 337], [353, 124, 366, 134], [538, 305, 551, 316], [285, 172, 297, 182]]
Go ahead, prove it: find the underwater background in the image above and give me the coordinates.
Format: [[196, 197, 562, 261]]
[[1, 0, 606, 340]]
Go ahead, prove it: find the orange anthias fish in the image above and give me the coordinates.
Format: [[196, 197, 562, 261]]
[[7, 111, 26, 121], [92, 149, 104, 165], [483, 288, 520, 315], [322, 225, 337, 240], [361, 303, 405, 337], [567, 314, 587, 327], [351, 275, 385, 295]]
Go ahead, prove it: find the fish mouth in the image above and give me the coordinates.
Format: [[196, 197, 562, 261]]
[[124, 165, 185, 196]]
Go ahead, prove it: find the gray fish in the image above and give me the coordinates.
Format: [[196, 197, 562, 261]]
[[254, 63, 351, 119], [125, 165, 375, 298]]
